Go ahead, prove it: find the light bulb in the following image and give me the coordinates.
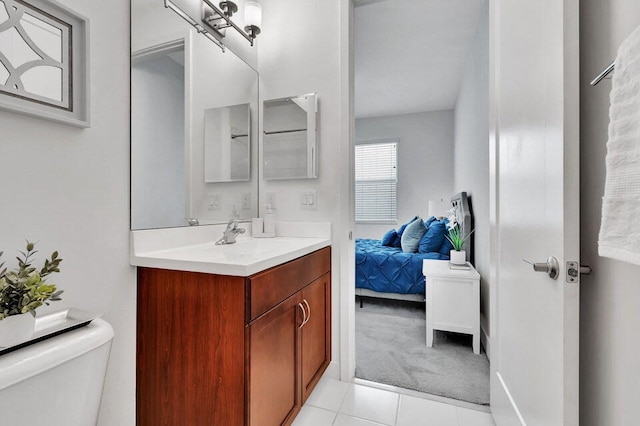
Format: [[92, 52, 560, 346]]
[[244, 1, 262, 37]]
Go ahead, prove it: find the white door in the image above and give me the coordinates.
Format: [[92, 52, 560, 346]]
[[489, 0, 580, 425]]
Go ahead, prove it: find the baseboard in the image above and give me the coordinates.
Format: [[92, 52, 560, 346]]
[[480, 313, 490, 360], [323, 360, 341, 380]]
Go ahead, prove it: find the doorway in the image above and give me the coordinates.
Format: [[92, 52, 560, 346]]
[[351, 0, 491, 406]]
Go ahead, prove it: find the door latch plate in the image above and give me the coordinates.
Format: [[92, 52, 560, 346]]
[[566, 261, 579, 283]]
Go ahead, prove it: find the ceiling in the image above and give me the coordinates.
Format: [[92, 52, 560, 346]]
[[354, 0, 486, 118]]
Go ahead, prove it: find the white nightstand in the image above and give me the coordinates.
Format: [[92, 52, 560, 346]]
[[422, 259, 481, 354]]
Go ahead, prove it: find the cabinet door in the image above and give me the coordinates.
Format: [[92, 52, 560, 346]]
[[301, 273, 331, 402], [248, 293, 303, 426], [137, 268, 246, 426]]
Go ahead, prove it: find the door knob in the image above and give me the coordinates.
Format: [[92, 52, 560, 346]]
[[523, 257, 559, 280]]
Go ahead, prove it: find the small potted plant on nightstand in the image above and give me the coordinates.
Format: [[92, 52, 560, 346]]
[[446, 218, 473, 265], [0, 242, 63, 346]]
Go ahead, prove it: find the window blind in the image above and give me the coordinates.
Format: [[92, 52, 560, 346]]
[[355, 141, 397, 222]]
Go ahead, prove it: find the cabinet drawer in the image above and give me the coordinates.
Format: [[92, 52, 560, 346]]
[[247, 247, 330, 322]]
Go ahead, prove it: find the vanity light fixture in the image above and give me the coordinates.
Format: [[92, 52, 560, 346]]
[[243, 1, 262, 39], [164, 0, 262, 52]]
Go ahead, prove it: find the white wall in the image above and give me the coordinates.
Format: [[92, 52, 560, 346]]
[[580, 1, 640, 424], [258, 0, 351, 371], [0, 0, 135, 424], [453, 1, 490, 341], [354, 111, 454, 239]]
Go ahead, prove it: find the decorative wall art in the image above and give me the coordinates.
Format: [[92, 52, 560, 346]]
[[0, 0, 88, 127]]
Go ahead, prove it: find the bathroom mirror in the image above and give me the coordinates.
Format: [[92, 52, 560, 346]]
[[263, 93, 318, 180], [131, 0, 258, 230], [204, 103, 250, 183]]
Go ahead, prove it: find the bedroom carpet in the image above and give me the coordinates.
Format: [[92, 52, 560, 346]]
[[355, 297, 490, 405]]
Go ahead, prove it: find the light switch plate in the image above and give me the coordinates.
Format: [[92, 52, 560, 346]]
[[208, 193, 222, 210], [301, 190, 317, 210], [241, 193, 251, 209]]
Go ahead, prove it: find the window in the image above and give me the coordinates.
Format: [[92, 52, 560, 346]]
[[355, 140, 397, 223]]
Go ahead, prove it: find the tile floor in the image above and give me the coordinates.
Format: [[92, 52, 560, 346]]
[[293, 378, 495, 426]]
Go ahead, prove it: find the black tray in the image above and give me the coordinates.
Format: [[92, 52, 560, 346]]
[[0, 308, 99, 356]]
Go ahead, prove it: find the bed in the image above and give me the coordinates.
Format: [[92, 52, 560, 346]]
[[355, 192, 473, 303]]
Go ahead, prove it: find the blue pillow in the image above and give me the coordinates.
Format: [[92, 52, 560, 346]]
[[424, 216, 437, 228], [381, 229, 398, 246], [401, 217, 427, 253], [397, 216, 419, 237], [438, 235, 454, 257], [418, 220, 447, 253]]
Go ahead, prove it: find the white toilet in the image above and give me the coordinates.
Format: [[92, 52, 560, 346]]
[[0, 317, 114, 425]]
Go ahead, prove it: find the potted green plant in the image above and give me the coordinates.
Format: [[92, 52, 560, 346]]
[[0, 242, 63, 346], [446, 218, 474, 265]]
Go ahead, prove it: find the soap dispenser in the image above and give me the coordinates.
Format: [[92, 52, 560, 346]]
[[264, 203, 276, 235]]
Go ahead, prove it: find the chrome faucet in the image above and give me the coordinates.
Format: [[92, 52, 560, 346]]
[[216, 220, 245, 245]]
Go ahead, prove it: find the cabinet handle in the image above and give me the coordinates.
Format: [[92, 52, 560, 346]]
[[298, 303, 307, 329], [302, 299, 311, 326]]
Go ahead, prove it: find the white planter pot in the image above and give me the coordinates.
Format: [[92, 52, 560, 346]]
[[0, 313, 35, 347], [450, 250, 467, 265]]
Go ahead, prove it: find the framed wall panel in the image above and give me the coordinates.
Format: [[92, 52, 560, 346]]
[[0, 0, 89, 127]]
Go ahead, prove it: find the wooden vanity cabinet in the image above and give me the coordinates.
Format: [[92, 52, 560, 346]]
[[137, 246, 331, 426], [247, 291, 302, 426], [247, 272, 331, 426], [301, 273, 331, 401]]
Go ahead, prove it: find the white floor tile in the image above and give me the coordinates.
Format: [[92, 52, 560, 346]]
[[338, 384, 399, 426], [306, 378, 351, 411], [333, 414, 388, 426], [457, 407, 495, 426], [396, 395, 458, 426], [292, 406, 337, 426]]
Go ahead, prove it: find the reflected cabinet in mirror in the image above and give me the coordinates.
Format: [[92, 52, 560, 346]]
[[131, 0, 258, 230], [204, 103, 250, 182], [263, 93, 318, 180]]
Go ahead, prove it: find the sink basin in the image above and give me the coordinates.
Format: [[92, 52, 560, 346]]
[[131, 236, 330, 276], [207, 237, 306, 256]]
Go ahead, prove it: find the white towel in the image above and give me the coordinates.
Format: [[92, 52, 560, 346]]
[[598, 25, 640, 265]]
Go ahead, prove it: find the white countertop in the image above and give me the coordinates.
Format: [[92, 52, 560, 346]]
[[130, 222, 331, 277]]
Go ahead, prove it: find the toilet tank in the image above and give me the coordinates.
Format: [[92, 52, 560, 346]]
[[0, 317, 114, 426]]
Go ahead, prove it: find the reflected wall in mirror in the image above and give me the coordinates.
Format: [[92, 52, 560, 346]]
[[131, 0, 258, 230], [204, 103, 250, 183], [132, 43, 186, 230], [263, 93, 318, 180]]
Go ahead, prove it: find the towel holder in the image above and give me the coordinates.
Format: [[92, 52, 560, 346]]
[[590, 61, 615, 86]]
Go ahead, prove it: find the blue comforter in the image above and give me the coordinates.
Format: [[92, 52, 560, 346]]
[[355, 239, 449, 295]]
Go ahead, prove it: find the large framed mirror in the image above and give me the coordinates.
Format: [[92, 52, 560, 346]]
[[263, 93, 318, 180], [131, 0, 258, 230]]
